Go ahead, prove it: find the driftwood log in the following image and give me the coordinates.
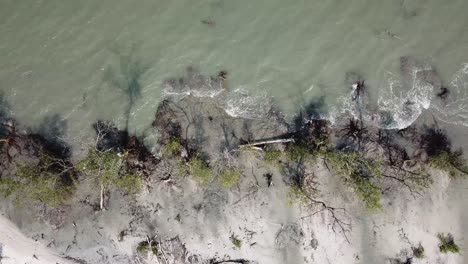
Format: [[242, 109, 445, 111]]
[[239, 138, 294, 148]]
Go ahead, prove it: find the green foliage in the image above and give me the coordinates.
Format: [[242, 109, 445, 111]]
[[286, 142, 312, 162], [175, 158, 190, 178], [287, 185, 310, 206], [187, 157, 212, 185], [77, 149, 121, 186], [114, 174, 142, 194], [438, 233, 460, 254], [0, 153, 74, 207], [264, 149, 282, 166], [430, 151, 468, 178], [412, 243, 425, 259], [162, 138, 181, 157], [136, 241, 158, 255], [218, 168, 242, 188], [78, 149, 142, 195], [230, 235, 242, 249], [324, 151, 382, 211]]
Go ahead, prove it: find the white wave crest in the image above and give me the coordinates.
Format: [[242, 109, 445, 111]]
[[222, 88, 271, 119], [336, 65, 434, 130], [162, 77, 224, 98]]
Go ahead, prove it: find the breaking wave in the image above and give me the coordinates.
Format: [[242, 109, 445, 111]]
[[162, 68, 272, 119], [162, 61, 468, 129], [222, 88, 271, 119], [335, 63, 435, 130]]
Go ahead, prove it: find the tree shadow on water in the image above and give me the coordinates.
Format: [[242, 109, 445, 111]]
[[103, 44, 150, 131], [0, 91, 12, 137], [33, 114, 71, 158], [292, 96, 327, 133]]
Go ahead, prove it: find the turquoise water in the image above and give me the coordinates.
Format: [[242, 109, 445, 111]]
[[1, 0, 468, 138]]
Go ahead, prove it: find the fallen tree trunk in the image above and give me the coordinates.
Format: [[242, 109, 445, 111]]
[[239, 138, 294, 148]]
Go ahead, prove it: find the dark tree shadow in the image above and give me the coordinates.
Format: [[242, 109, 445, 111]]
[[292, 96, 327, 133], [192, 113, 207, 149], [92, 120, 159, 175], [93, 120, 129, 152], [420, 126, 451, 157], [33, 114, 71, 158], [103, 44, 150, 130], [377, 129, 409, 167], [0, 91, 11, 137], [337, 118, 367, 151]]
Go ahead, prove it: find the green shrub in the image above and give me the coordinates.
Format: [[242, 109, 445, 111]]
[[325, 151, 382, 211], [175, 158, 190, 178], [114, 174, 142, 195], [430, 151, 468, 178], [412, 243, 425, 259], [230, 235, 242, 249], [77, 149, 122, 186], [136, 241, 158, 255], [0, 153, 75, 207], [162, 138, 181, 157], [286, 143, 312, 162], [78, 149, 143, 195], [438, 233, 460, 254], [264, 149, 282, 165], [287, 185, 310, 206], [187, 157, 212, 185], [218, 168, 242, 188]]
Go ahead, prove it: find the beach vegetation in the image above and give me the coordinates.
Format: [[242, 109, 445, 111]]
[[324, 151, 382, 211], [0, 152, 75, 207], [230, 234, 242, 249], [430, 150, 468, 178], [77, 149, 142, 195], [263, 148, 282, 166], [188, 157, 212, 185], [161, 137, 181, 157], [176, 154, 213, 185], [136, 240, 158, 255], [437, 233, 460, 254], [412, 243, 425, 259], [218, 168, 242, 188]]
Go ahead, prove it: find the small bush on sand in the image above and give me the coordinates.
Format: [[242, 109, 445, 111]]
[[412, 243, 425, 259], [264, 149, 282, 165], [430, 150, 468, 178], [162, 138, 181, 157], [325, 151, 382, 211], [187, 157, 212, 185], [438, 233, 460, 254], [218, 168, 242, 188], [114, 173, 142, 195], [136, 240, 158, 255], [230, 234, 242, 249], [287, 185, 311, 206], [286, 142, 312, 162]]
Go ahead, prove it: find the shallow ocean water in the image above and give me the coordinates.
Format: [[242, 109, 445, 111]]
[[1, 0, 468, 138]]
